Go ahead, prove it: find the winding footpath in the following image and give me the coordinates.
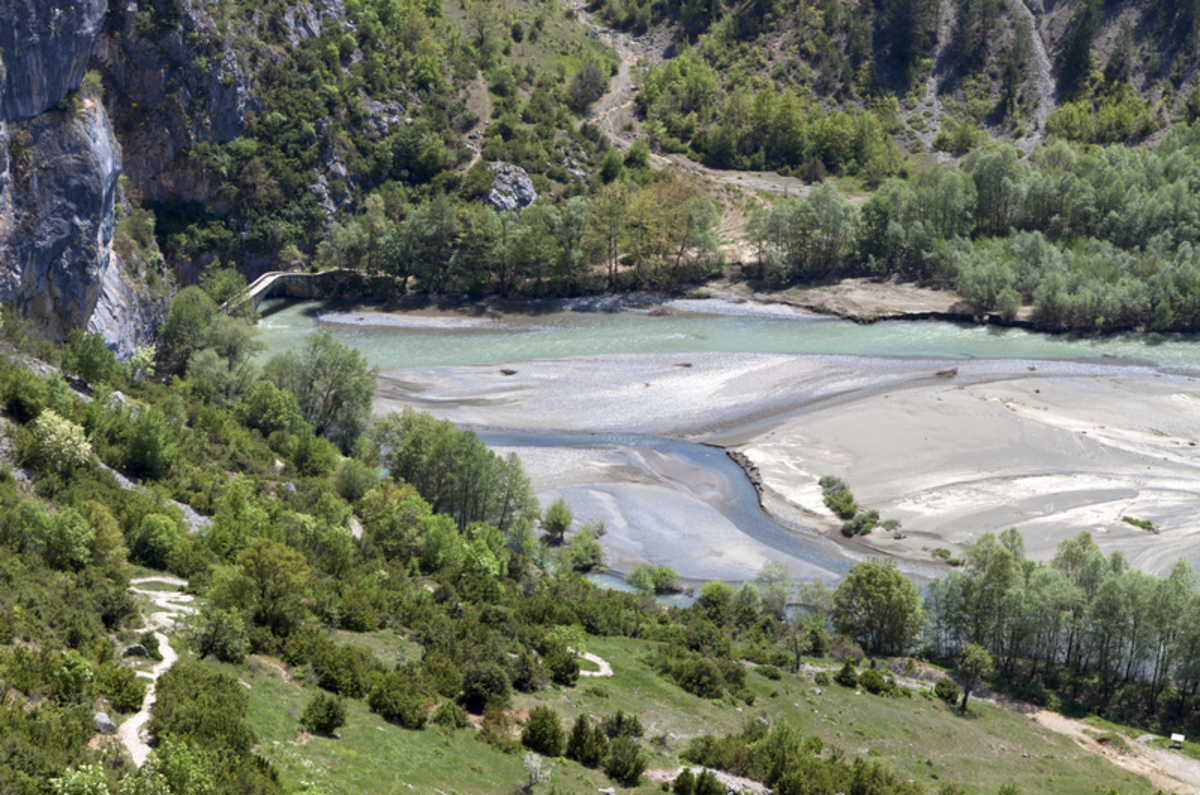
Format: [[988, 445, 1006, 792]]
[[117, 577, 195, 767]]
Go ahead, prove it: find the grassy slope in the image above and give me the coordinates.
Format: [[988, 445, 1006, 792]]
[[220, 632, 1160, 795]]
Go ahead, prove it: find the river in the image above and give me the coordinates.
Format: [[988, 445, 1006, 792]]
[[257, 295, 1200, 585]]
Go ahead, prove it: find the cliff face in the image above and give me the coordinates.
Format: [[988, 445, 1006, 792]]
[[0, 0, 171, 356], [0, 0, 107, 122]]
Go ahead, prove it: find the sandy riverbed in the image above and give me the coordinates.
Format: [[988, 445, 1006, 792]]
[[373, 341, 1200, 581]]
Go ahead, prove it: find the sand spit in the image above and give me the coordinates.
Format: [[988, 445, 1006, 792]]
[[374, 349, 1200, 580]]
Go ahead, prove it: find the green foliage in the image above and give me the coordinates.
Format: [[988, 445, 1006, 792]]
[[561, 520, 605, 573], [841, 509, 880, 537], [300, 693, 347, 735], [542, 496, 573, 542], [95, 661, 148, 713], [833, 558, 924, 655], [818, 475, 858, 519], [626, 562, 681, 594], [604, 735, 647, 786], [521, 705, 565, 757], [28, 410, 93, 475], [430, 700, 470, 729], [834, 659, 859, 688], [461, 661, 512, 713], [188, 603, 249, 664], [61, 331, 122, 386], [149, 659, 256, 754], [3, 364, 49, 423], [158, 286, 218, 371], [368, 668, 431, 729], [1121, 516, 1155, 533], [935, 676, 960, 705]]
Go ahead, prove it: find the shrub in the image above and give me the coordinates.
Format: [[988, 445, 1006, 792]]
[[673, 767, 696, 795], [461, 662, 511, 713], [858, 668, 890, 695], [301, 693, 347, 735], [834, 659, 859, 688], [95, 661, 147, 713], [29, 410, 93, 474], [603, 710, 644, 739], [188, 603, 248, 664], [431, 701, 470, 729], [819, 475, 858, 519], [605, 735, 647, 786], [814, 671, 831, 686], [695, 770, 724, 795], [841, 509, 880, 537], [3, 366, 48, 423], [368, 670, 429, 729], [521, 706, 565, 757], [566, 716, 610, 767], [61, 330, 121, 385], [934, 676, 960, 705]]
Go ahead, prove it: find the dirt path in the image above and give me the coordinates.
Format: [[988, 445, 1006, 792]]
[[1027, 709, 1200, 794], [1011, 0, 1057, 152], [117, 577, 195, 767], [562, 0, 809, 202], [577, 651, 613, 677]]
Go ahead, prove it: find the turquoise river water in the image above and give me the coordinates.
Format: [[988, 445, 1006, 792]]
[[257, 298, 1200, 372]]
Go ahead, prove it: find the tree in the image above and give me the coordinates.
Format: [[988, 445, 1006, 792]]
[[29, 410, 92, 474], [833, 558, 924, 655], [212, 538, 311, 635], [301, 693, 347, 735], [585, 181, 629, 287], [158, 286, 218, 371], [61, 330, 121, 386], [958, 643, 993, 712], [188, 603, 249, 664], [521, 706, 565, 757], [604, 736, 646, 786], [264, 329, 377, 450], [568, 63, 607, 112], [541, 497, 573, 544]]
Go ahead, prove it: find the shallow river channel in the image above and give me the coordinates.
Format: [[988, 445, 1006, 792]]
[[258, 296, 1200, 585]]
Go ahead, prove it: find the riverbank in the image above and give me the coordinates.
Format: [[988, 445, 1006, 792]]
[[260, 285, 1200, 582], [373, 343, 1200, 580]]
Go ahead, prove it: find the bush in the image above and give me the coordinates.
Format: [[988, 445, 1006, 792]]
[[603, 710, 644, 739], [95, 661, 147, 713], [858, 667, 890, 695], [368, 671, 429, 729], [841, 509, 880, 537], [834, 659, 859, 688], [188, 603, 248, 664], [461, 662, 512, 713], [695, 770, 724, 795], [3, 366, 48, 423], [521, 706, 565, 757], [758, 664, 781, 680], [605, 735, 647, 786], [673, 767, 696, 795], [61, 330, 121, 386], [819, 475, 858, 520], [814, 671, 831, 686], [29, 410, 93, 474], [566, 715, 609, 767], [300, 693, 346, 735], [934, 676, 960, 705], [431, 701, 470, 729]]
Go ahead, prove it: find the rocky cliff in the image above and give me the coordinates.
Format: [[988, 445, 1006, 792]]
[[0, 0, 173, 356]]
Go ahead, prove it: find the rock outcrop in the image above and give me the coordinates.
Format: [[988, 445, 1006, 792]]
[[487, 163, 538, 213], [0, 0, 107, 122], [0, 99, 123, 344]]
